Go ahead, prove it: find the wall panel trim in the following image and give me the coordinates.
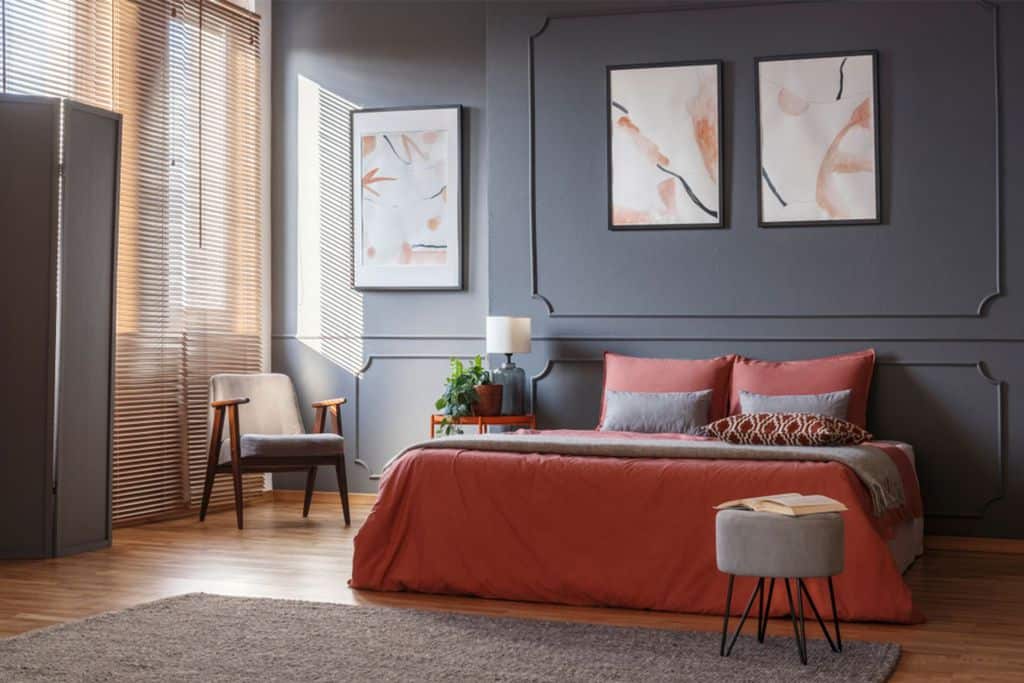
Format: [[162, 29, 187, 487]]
[[530, 357, 1007, 519], [527, 0, 1003, 319]]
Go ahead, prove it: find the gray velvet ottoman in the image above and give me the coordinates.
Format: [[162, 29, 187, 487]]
[[715, 509, 844, 665]]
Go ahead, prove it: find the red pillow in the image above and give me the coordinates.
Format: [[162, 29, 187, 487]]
[[599, 352, 735, 427], [705, 413, 873, 447], [729, 349, 876, 428]]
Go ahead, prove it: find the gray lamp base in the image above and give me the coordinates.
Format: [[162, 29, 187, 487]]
[[491, 355, 526, 416]]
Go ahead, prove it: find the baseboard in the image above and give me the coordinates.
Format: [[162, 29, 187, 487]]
[[272, 489, 378, 505], [925, 535, 1024, 555], [113, 491, 275, 529]]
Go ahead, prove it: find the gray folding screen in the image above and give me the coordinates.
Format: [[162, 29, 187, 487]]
[[0, 95, 120, 558]]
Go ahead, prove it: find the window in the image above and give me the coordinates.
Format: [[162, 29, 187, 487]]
[[1, 0, 266, 524]]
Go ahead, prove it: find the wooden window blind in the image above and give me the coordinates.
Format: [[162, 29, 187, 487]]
[[2, 0, 266, 525]]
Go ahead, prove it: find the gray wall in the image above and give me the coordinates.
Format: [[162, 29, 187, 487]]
[[273, 0, 1024, 538], [271, 1, 487, 492]]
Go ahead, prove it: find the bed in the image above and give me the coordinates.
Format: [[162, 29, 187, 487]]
[[350, 429, 924, 624]]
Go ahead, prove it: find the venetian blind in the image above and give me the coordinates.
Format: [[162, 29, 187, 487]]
[[1, 0, 265, 525]]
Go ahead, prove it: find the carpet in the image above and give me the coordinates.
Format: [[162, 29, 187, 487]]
[[0, 593, 899, 682]]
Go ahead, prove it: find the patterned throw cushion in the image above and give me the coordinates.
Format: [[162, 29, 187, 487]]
[[702, 412, 873, 447]]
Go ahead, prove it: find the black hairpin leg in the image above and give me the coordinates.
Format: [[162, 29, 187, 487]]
[[799, 579, 840, 652], [828, 576, 843, 652], [757, 578, 775, 643], [784, 579, 808, 665], [724, 577, 764, 657], [720, 574, 734, 657]]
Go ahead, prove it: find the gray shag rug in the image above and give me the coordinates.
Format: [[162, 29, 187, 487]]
[[0, 593, 899, 682]]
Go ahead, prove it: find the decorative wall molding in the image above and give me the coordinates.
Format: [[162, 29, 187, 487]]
[[879, 360, 1007, 518], [276, 333, 1024, 343], [353, 354, 476, 480], [530, 357, 1007, 519], [527, 0, 1003, 319]]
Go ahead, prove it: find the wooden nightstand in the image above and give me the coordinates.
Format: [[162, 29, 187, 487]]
[[430, 414, 537, 438]]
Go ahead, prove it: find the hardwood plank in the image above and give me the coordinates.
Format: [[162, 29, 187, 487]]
[[1, 498, 1022, 681], [925, 535, 1024, 555]]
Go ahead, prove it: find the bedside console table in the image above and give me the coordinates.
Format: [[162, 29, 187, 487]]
[[430, 414, 537, 438]]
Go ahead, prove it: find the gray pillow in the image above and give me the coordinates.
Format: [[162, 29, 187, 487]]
[[738, 389, 851, 419], [601, 390, 713, 434]]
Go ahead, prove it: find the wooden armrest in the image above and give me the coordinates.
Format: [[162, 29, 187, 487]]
[[210, 397, 250, 408], [312, 397, 347, 408]]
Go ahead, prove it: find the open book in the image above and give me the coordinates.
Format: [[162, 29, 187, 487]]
[[714, 493, 848, 517]]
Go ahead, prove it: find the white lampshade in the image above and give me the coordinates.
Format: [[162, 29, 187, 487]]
[[486, 316, 531, 355]]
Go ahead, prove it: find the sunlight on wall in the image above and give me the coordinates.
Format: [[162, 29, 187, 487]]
[[296, 74, 364, 374]]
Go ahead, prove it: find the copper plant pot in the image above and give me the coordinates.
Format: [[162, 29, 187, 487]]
[[472, 384, 503, 417]]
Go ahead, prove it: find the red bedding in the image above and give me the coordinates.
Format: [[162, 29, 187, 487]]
[[351, 430, 923, 623]]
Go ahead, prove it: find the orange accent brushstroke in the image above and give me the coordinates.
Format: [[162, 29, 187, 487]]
[[362, 135, 377, 158], [616, 116, 670, 167], [777, 87, 809, 116], [427, 216, 442, 231], [422, 131, 441, 145], [612, 206, 654, 225], [687, 75, 719, 182], [400, 241, 446, 265], [366, 246, 376, 259], [362, 167, 397, 197], [816, 98, 874, 219], [402, 133, 428, 161], [657, 178, 677, 215], [408, 251, 447, 265]]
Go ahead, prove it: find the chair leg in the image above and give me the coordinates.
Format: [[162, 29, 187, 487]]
[[199, 460, 216, 523], [335, 456, 351, 526], [227, 405, 244, 530], [200, 406, 224, 522], [230, 465, 244, 530], [302, 467, 318, 518]]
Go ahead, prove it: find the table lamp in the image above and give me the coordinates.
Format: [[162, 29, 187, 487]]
[[486, 316, 531, 415]]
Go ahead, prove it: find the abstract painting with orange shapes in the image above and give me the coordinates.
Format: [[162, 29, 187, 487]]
[[608, 61, 723, 229], [352, 106, 462, 289], [756, 51, 880, 226]]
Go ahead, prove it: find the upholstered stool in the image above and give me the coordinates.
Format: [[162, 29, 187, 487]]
[[715, 509, 844, 665]]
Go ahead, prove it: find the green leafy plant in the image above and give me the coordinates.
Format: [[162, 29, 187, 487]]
[[434, 355, 491, 436]]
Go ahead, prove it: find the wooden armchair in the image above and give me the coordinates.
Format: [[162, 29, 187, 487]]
[[199, 373, 350, 529]]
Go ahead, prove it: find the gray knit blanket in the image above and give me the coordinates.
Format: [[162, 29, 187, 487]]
[[383, 434, 905, 516]]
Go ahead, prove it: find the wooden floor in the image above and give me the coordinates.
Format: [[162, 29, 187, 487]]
[[2, 498, 1023, 681]]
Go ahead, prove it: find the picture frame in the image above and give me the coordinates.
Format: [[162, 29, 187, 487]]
[[755, 50, 881, 227], [351, 104, 463, 290], [606, 60, 724, 230]]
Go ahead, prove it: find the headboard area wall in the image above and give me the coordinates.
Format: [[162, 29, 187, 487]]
[[487, 1, 1024, 538]]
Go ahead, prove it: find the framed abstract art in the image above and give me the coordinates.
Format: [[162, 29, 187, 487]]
[[756, 50, 881, 227], [351, 105, 462, 289], [607, 60, 723, 230]]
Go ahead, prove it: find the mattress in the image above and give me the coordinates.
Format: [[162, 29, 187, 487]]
[[883, 442, 925, 573], [352, 430, 925, 623]]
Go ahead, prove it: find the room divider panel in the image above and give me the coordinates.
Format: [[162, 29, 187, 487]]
[[0, 95, 121, 558]]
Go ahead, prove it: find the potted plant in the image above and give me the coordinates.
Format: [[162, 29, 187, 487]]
[[434, 355, 503, 435]]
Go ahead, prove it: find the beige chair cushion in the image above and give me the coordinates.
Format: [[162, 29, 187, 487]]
[[218, 433, 343, 464]]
